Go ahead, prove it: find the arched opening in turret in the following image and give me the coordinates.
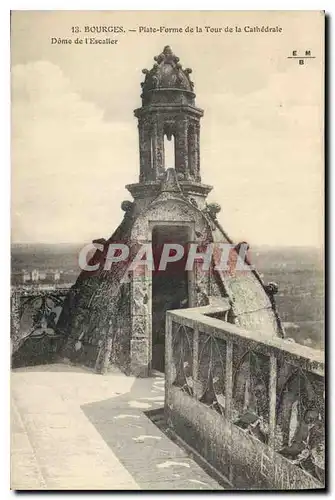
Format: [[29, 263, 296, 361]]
[[164, 134, 175, 170], [151, 223, 192, 372]]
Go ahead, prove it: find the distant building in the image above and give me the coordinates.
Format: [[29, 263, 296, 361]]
[[22, 270, 30, 283], [31, 269, 39, 282], [54, 270, 61, 282]]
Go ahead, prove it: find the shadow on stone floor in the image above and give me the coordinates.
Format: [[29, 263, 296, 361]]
[[80, 375, 223, 490]]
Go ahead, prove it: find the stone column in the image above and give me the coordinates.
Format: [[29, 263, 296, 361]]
[[165, 312, 173, 412], [130, 267, 152, 377], [188, 122, 196, 180], [194, 121, 201, 182], [138, 118, 152, 182], [175, 119, 189, 179], [151, 120, 164, 180]]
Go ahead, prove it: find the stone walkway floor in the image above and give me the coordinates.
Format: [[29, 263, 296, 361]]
[[11, 363, 223, 491]]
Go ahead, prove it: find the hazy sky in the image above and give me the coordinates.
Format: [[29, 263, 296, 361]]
[[11, 10, 324, 246]]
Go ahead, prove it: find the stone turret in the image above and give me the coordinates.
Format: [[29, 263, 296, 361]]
[[58, 46, 284, 377], [129, 46, 212, 213]]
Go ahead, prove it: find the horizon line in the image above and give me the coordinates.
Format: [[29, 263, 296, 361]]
[[11, 241, 324, 249]]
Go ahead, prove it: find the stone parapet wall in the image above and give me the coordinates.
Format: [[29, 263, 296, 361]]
[[11, 286, 70, 367], [165, 306, 325, 490]]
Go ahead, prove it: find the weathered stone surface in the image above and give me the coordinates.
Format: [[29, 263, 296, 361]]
[[165, 308, 325, 490], [167, 387, 323, 490], [131, 314, 151, 338], [130, 339, 150, 377], [50, 46, 285, 377]]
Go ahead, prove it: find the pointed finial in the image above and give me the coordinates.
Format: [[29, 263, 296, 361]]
[[154, 46, 180, 65]]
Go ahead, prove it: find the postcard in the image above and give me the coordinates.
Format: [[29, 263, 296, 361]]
[[11, 10, 325, 491]]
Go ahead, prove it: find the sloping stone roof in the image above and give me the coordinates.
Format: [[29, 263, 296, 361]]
[[58, 174, 284, 351]]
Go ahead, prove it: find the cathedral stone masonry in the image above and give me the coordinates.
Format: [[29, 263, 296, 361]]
[[54, 45, 285, 377], [134, 46, 202, 185]]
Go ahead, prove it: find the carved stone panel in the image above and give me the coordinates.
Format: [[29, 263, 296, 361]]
[[131, 314, 152, 340], [131, 276, 151, 317], [275, 362, 324, 483], [130, 338, 150, 377], [172, 323, 193, 395], [198, 332, 226, 415]]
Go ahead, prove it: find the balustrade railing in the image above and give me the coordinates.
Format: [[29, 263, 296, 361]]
[[11, 285, 70, 366], [166, 305, 325, 485]]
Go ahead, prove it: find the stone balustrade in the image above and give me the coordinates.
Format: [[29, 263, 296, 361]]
[[165, 305, 324, 490], [11, 285, 70, 367]]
